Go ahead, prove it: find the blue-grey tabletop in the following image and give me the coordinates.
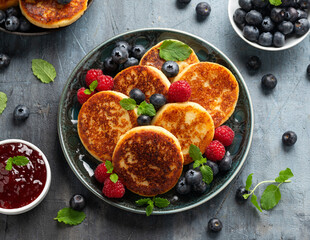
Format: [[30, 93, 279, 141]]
[[1, 0, 310, 239]]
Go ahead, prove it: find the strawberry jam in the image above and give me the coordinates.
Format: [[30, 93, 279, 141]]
[[0, 142, 46, 209]]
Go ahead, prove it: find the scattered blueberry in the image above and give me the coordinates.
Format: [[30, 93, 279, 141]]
[[278, 21, 294, 35], [258, 32, 273, 47], [270, 8, 286, 23], [233, 8, 247, 29], [0, 10, 6, 25], [19, 17, 31, 32], [116, 41, 131, 52], [69, 194, 86, 211], [161, 61, 179, 78], [245, 10, 263, 26], [111, 47, 129, 65], [5, 7, 20, 17], [57, 0, 72, 4], [13, 105, 30, 121], [218, 154, 232, 172], [307, 64, 310, 77], [137, 115, 152, 126], [206, 161, 219, 176], [235, 186, 249, 203], [185, 169, 202, 186], [246, 56, 261, 71], [294, 18, 310, 36], [104, 57, 118, 72], [261, 74, 277, 90], [131, 45, 146, 59], [176, 177, 191, 195], [192, 180, 209, 194], [124, 57, 139, 69], [129, 88, 145, 105], [5, 16, 20, 32], [252, 0, 268, 8], [282, 131, 297, 146], [238, 0, 252, 12], [0, 53, 10, 70], [195, 2, 212, 18], [243, 25, 259, 42], [273, 31, 285, 47], [208, 218, 223, 232], [149, 93, 166, 110], [261, 16, 275, 32]]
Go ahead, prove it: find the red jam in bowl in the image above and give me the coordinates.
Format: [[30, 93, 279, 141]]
[[0, 142, 47, 209]]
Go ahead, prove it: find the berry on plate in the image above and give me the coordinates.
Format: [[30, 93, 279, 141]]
[[77, 87, 95, 105], [192, 180, 209, 194], [0, 53, 11, 70], [137, 115, 152, 126], [168, 80, 191, 103], [129, 88, 145, 105], [214, 125, 234, 146], [176, 177, 191, 195], [85, 69, 103, 87], [218, 154, 232, 172], [131, 45, 146, 59], [94, 162, 111, 183], [96, 75, 114, 91], [70, 194, 86, 211], [185, 169, 203, 186], [102, 178, 125, 198], [149, 93, 166, 110], [161, 61, 179, 78], [205, 140, 225, 162]]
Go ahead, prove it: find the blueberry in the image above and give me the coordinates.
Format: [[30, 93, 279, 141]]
[[307, 64, 310, 77], [137, 115, 152, 126], [0, 53, 10, 70], [218, 154, 232, 172], [57, 0, 72, 4], [195, 2, 212, 18], [261, 74, 277, 89], [5, 16, 19, 32], [111, 47, 129, 65], [5, 7, 20, 17], [124, 57, 139, 69], [270, 8, 286, 23], [233, 8, 247, 29], [282, 131, 297, 146], [238, 0, 252, 12], [285, 7, 298, 22], [281, 0, 294, 7], [243, 25, 260, 42], [278, 21, 294, 35], [246, 56, 261, 71], [208, 218, 223, 232], [129, 88, 145, 105], [245, 10, 263, 26], [19, 17, 32, 32], [116, 41, 132, 52], [261, 16, 275, 32], [188, 162, 200, 171], [206, 161, 219, 176], [252, 0, 269, 8], [161, 61, 179, 78], [273, 31, 285, 47], [297, 9, 308, 19], [185, 169, 202, 185], [13, 105, 30, 121], [294, 19, 310, 36], [104, 56, 118, 72], [192, 180, 209, 194], [178, 0, 191, 4], [298, 0, 310, 9], [176, 177, 191, 195], [69, 194, 86, 211], [235, 186, 249, 203], [258, 32, 273, 46], [0, 10, 6, 25], [149, 93, 166, 110], [131, 45, 146, 59]]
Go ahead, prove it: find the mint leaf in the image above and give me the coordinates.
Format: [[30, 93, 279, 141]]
[[136, 198, 151, 206], [54, 208, 86, 226], [5, 158, 13, 171], [137, 101, 156, 116], [200, 165, 213, 184], [12, 156, 29, 166], [243, 193, 251, 200], [275, 168, 294, 183], [32, 59, 56, 84], [0, 92, 7, 115], [251, 194, 262, 212], [269, 0, 282, 6], [245, 173, 253, 191], [120, 98, 136, 110], [110, 173, 118, 183], [146, 200, 154, 216], [260, 185, 281, 210], [159, 40, 192, 61], [193, 161, 201, 169], [84, 89, 92, 95], [189, 144, 203, 162], [105, 160, 113, 173], [153, 198, 170, 208], [89, 80, 98, 92]]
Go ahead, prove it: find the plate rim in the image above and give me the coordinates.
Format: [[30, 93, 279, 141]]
[[57, 27, 254, 215]]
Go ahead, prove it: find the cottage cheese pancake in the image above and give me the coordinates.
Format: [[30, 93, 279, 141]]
[[174, 62, 239, 128], [78, 91, 138, 162], [19, 0, 88, 28], [0, 0, 18, 10], [112, 126, 184, 197], [152, 102, 214, 165]]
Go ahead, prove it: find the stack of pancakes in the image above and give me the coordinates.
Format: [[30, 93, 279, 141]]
[[78, 39, 239, 197]]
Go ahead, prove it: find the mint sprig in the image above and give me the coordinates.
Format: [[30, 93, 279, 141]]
[[120, 98, 156, 117], [32, 59, 56, 84], [54, 208, 86, 226], [243, 168, 293, 212], [159, 40, 193, 62], [136, 197, 170, 216], [105, 160, 119, 183], [5, 156, 29, 171], [120, 98, 136, 110], [269, 0, 282, 6], [84, 80, 98, 95], [0, 92, 7, 115]]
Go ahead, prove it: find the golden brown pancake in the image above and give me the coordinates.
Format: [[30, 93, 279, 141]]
[[113, 65, 170, 101], [152, 102, 214, 165], [174, 62, 239, 128], [0, 0, 18, 10], [112, 126, 184, 197], [140, 40, 200, 82], [78, 91, 138, 162], [19, 0, 88, 28]]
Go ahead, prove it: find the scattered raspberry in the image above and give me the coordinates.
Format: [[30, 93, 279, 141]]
[[214, 125, 235, 146], [168, 80, 191, 103], [205, 140, 226, 162], [96, 75, 114, 91], [102, 178, 125, 198], [94, 163, 111, 183], [85, 69, 103, 87], [77, 87, 95, 105]]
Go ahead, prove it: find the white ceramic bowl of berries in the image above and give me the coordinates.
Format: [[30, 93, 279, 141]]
[[228, 0, 310, 51]]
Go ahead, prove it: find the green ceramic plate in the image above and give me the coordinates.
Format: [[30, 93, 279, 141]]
[[57, 28, 254, 215]]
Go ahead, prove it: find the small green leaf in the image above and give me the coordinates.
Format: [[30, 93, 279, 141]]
[[54, 208, 86, 226], [84, 89, 92, 95], [243, 193, 251, 200], [5, 158, 13, 171], [260, 185, 281, 210], [251, 194, 262, 212], [120, 98, 137, 110], [32, 59, 56, 84], [0, 92, 7, 115], [110, 173, 118, 183], [159, 40, 193, 61], [200, 165, 213, 184], [89, 80, 98, 92], [189, 144, 203, 162], [193, 161, 201, 169], [105, 160, 113, 173], [136, 198, 151, 206], [245, 173, 253, 191], [275, 168, 294, 183], [269, 0, 282, 6], [137, 101, 156, 116], [153, 198, 170, 208], [12, 156, 29, 166], [146, 201, 154, 216]]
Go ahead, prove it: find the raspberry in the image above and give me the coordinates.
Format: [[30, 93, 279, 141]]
[[96, 75, 114, 91], [102, 178, 125, 198], [205, 140, 226, 162], [85, 69, 103, 87], [77, 87, 95, 105], [94, 163, 111, 183], [214, 125, 235, 146], [168, 80, 191, 103]]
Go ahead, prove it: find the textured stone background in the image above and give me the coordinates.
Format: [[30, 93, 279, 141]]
[[0, 0, 310, 239]]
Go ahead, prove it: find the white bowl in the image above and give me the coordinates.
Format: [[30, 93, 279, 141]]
[[0, 139, 51, 215], [228, 0, 310, 51]]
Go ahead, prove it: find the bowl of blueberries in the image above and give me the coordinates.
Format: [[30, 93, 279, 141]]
[[228, 0, 310, 51]]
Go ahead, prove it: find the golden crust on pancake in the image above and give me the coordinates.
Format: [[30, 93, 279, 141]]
[[78, 91, 138, 162], [140, 40, 200, 82], [174, 62, 239, 128], [0, 0, 18, 10], [113, 65, 170, 100], [19, 0, 88, 28], [112, 126, 184, 197], [152, 102, 214, 165]]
